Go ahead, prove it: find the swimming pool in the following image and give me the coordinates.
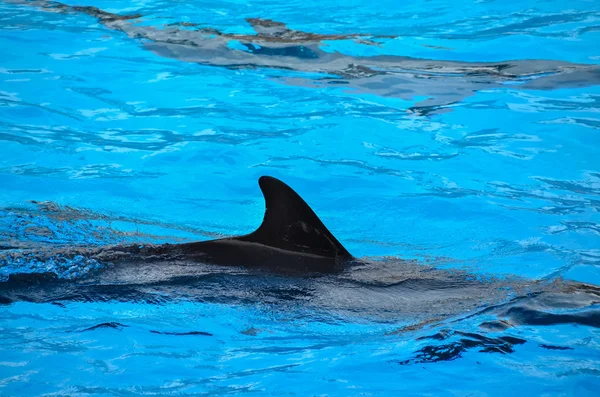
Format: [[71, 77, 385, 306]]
[[1, 0, 599, 395]]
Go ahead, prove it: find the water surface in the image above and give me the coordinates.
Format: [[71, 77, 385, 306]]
[[1, 0, 600, 395]]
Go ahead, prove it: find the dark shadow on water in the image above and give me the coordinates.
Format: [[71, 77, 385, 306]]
[[80, 322, 128, 332], [398, 330, 526, 364]]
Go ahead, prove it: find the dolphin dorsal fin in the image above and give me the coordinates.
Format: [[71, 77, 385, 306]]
[[238, 176, 351, 261]]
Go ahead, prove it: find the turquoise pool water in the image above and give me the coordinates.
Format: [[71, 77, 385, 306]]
[[1, 0, 600, 395]]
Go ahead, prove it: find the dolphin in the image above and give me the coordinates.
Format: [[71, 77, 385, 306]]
[[1, 175, 600, 334], [6, 0, 600, 112]]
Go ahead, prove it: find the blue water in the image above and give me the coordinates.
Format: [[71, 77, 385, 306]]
[[1, 0, 600, 395]]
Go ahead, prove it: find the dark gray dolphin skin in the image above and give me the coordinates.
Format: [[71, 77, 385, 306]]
[[6, 0, 600, 111], [173, 176, 352, 274]]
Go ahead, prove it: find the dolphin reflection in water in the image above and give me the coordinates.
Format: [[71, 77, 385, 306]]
[[7, 0, 600, 112]]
